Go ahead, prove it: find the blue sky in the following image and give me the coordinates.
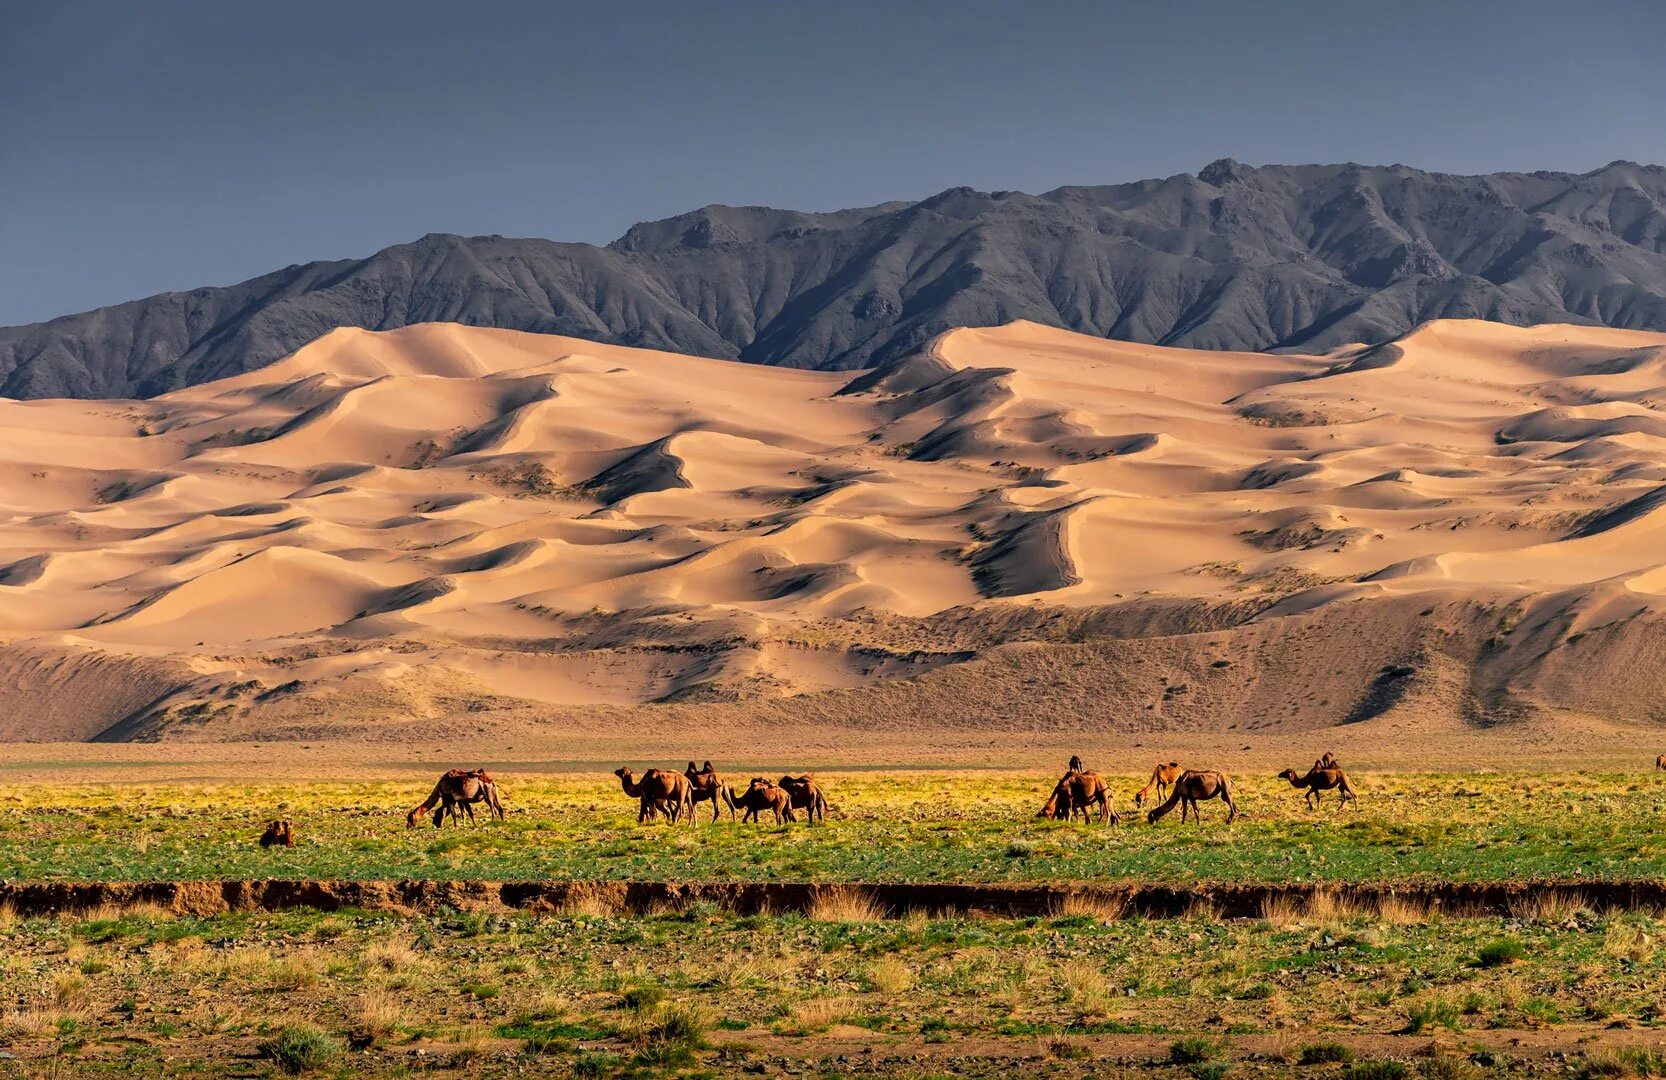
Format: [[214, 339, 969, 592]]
[[2, 0, 1662, 325]]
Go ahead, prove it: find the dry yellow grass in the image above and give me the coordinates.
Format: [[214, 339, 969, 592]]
[[1375, 895, 1431, 925], [806, 887, 887, 923], [1057, 892, 1127, 922], [864, 956, 915, 996]]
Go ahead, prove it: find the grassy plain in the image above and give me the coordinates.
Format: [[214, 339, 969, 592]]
[[6, 769, 1666, 1076], [1, 771, 1665, 885]]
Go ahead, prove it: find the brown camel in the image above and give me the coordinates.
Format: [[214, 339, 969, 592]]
[[1278, 764, 1358, 810], [737, 778, 796, 823], [777, 774, 828, 822], [1133, 762, 1183, 809], [1040, 769, 1118, 824], [685, 761, 738, 821], [406, 769, 505, 828], [614, 767, 693, 824], [1147, 769, 1238, 825], [1657, 754, 1665, 771], [259, 819, 294, 848]]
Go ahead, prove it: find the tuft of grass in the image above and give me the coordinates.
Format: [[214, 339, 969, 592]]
[[1170, 1036, 1221, 1064], [806, 887, 886, 923], [258, 1024, 340, 1075], [864, 956, 915, 995], [1342, 1062, 1410, 1080], [1476, 937, 1526, 967], [1375, 895, 1430, 925], [1058, 892, 1126, 922], [1403, 997, 1462, 1033], [1299, 1042, 1355, 1065], [355, 990, 404, 1044]]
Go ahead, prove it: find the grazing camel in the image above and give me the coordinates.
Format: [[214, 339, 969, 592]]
[[1147, 769, 1238, 825], [1039, 770, 1119, 824], [406, 769, 505, 828], [259, 820, 294, 848], [685, 761, 738, 821], [737, 778, 796, 824], [1133, 762, 1184, 809], [1278, 764, 1358, 810], [614, 767, 693, 824], [777, 774, 828, 822]]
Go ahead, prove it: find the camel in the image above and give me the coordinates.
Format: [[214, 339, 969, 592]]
[[405, 769, 505, 828], [1147, 769, 1238, 825], [1657, 754, 1665, 771], [777, 774, 828, 822], [1278, 764, 1358, 810], [1133, 762, 1184, 809], [685, 761, 738, 821], [259, 820, 293, 848], [1039, 769, 1119, 824], [614, 766, 693, 824], [737, 778, 796, 824]]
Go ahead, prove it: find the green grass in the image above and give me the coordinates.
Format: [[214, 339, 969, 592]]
[[5, 770, 1666, 885], [0, 900, 1661, 1076]]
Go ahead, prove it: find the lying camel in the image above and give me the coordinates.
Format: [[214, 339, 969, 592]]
[[259, 819, 294, 848], [1040, 769, 1118, 824], [737, 778, 796, 824], [685, 761, 738, 821], [777, 774, 827, 822], [1133, 762, 1183, 809], [1147, 769, 1237, 825], [615, 767, 693, 824], [406, 769, 505, 829], [1278, 764, 1358, 810]]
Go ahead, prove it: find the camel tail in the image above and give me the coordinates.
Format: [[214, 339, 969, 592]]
[[1220, 773, 1239, 822]]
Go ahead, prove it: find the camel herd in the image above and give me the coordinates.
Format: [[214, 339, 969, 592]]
[[379, 756, 1353, 835], [1038, 753, 1360, 827], [614, 763, 827, 825], [247, 750, 1666, 843]]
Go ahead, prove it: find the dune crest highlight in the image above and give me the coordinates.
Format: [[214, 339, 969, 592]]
[[5, 319, 1666, 741]]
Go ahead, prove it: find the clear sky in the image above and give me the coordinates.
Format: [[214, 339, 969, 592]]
[[2, 0, 1662, 326]]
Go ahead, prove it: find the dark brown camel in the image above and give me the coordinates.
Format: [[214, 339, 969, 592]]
[[614, 767, 693, 824], [406, 769, 505, 828], [737, 778, 796, 824], [1147, 769, 1238, 825], [1133, 762, 1184, 809], [259, 820, 294, 848], [777, 774, 828, 822], [1039, 769, 1119, 824], [685, 761, 738, 821], [1278, 764, 1358, 810]]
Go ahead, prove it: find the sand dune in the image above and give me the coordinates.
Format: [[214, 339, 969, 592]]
[[7, 319, 1666, 740]]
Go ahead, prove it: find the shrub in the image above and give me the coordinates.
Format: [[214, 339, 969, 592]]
[[1404, 998, 1462, 1034], [1299, 1042, 1355, 1065], [1170, 1037, 1220, 1064], [1342, 1062, 1410, 1080], [258, 1024, 340, 1075], [1477, 937, 1525, 967]]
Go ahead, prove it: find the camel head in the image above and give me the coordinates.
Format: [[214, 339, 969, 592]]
[[1276, 769, 1300, 782], [614, 766, 634, 781]]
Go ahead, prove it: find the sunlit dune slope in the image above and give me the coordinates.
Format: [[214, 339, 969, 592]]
[[5, 319, 1666, 741]]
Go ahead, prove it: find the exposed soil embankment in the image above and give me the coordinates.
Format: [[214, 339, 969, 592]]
[[4, 877, 1662, 919]]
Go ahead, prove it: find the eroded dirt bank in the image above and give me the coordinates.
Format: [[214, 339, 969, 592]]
[[4, 877, 1662, 918]]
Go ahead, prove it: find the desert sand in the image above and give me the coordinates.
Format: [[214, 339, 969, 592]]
[[3, 318, 1666, 755]]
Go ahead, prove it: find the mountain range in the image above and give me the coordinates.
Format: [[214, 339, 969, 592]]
[[2, 159, 1665, 399]]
